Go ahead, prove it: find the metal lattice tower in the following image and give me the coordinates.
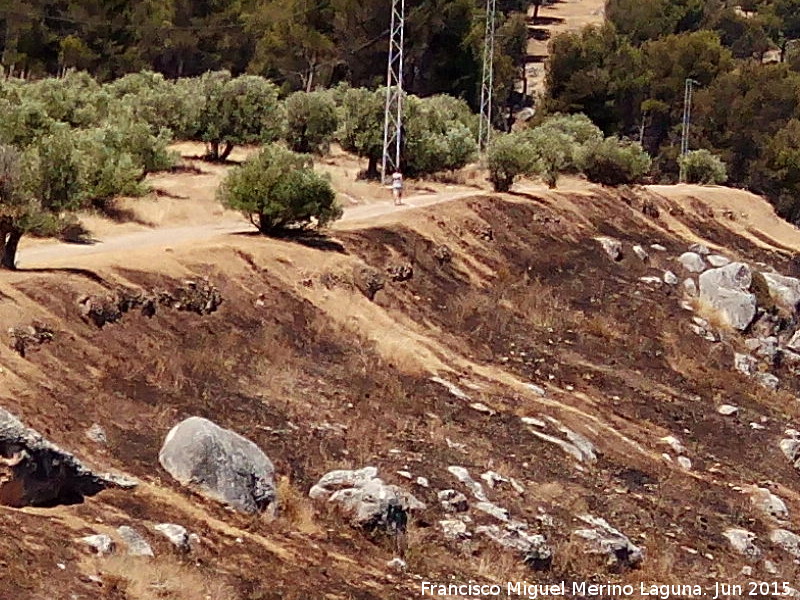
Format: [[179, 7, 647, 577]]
[[478, 0, 497, 152], [679, 78, 698, 182], [381, 0, 405, 184]]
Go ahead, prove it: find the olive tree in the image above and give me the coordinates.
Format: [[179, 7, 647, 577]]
[[679, 149, 728, 184], [284, 90, 339, 154], [337, 87, 384, 178], [217, 144, 341, 234], [580, 137, 652, 186], [487, 133, 539, 192]]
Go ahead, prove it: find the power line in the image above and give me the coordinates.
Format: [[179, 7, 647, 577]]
[[381, 0, 405, 185], [478, 0, 497, 152]]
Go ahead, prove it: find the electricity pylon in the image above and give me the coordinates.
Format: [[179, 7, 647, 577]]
[[478, 0, 497, 152], [679, 78, 699, 182], [381, 0, 405, 184]]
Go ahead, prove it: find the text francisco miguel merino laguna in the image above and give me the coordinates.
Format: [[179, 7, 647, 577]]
[[421, 580, 795, 599]]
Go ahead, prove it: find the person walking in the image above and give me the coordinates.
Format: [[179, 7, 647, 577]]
[[391, 171, 404, 206]]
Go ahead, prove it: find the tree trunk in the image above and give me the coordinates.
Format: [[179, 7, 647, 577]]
[[207, 141, 221, 161], [366, 155, 379, 179], [1, 228, 22, 270], [533, 2, 541, 21], [220, 142, 234, 161]]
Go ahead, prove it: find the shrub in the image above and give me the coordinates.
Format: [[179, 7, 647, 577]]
[[487, 133, 539, 192], [72, 128, 145, 208], [217, 144, 341, 233], [337, 87, 385, 177], [284, 90, 339, 154], [679, 149, 728, 184], [580, 137, 652, 186]]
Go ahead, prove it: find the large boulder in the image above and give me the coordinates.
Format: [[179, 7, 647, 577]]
[[0, 407, 135, 507], [159, 417, 276, 514], [699, 263, 757, 330], [762, 273, 800, 310], [310, 467, 425, 533]]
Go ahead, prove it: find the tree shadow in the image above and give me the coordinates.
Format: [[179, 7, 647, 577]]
[[528, 27, 552, 41], [59, 223, 99, 245], [152, 188, 189, 200], [527, 15, 565, 26], [15, 267, 110, 284], [232, 229, 348, 254]]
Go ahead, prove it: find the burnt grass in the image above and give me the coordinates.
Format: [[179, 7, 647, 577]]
[[1, 187, 800, 597]]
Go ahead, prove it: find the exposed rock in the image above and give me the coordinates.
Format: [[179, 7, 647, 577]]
[[476, 524, 553, 570], [779, 430, 800, 470], [747, 336, 778, 361], [632, 245, 648, 261], [159, 417, 276, 514], [660, 435, 686, 455], [723, 528, 761, 559], [415, 476, 429, 488], [663, 271, 678, 285], [475, 501, 510, 522], [154, 523, 192, 552], [117, 526, 154, 557], [762, 273, 800, 310], [311, 467, 424, 533], [734, 353, 758, 377], [440, 519, 470, 540], [526, 384, 546, 396], [8, 323, 54, 357], [480, 471, 509, 489], [750, 487, 789, 521], [386, 263, 413, 282], [85, 424, 108, 445], [650, 244, 667, 252], [353, 266, 385, 301], [79, 534, 115, 556], [689, 243, 710, 256], [769, 529, 800, 558], [787, 331, 800, 352], [438, 489, 469, 513], [159, 279, 222, 315], [707, 255, 730, 267], [573, 515, 644, 569], [430, 377, 470, 400], [699, 263, 757, 330], [756, 372, 780, 390], [596, 237, 623, 261], [0, 407, 135, 508], [432, 245, 452, 265], [469, 402, 494, 415], [447, 466, 488, 501], [639, 276, 663, 285], [717, 404, 739, 416], [678, 252, 706, 273], [677, 456, 692, 470], [683, 278, 698, 297], [386, 557, 407, 572], [521, 416, 546, 428]]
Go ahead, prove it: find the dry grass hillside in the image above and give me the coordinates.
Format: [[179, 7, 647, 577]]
[[2, 153, 800, 599]]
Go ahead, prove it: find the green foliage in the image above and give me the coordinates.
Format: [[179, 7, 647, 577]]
[[337, 87, 385, 176], [486, 133, 538, 192], [679, 150, 728, 184], [217, 144, 341, 233], [23, 71, 108, 128], [186, 71, 284, 161], [284, 91, 339, 154], [580, 137, 652, 186]]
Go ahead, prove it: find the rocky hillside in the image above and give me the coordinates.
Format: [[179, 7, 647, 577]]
[[2, 183, 800, 599]]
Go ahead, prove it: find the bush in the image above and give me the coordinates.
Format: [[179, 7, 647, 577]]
[[580, 137, 652, 186], [679, 149, 728, 184], [337, 87, 385, 177], [284, 91, 339, 154], [217, 144, 341, 233], [487, 133, 539, 192]]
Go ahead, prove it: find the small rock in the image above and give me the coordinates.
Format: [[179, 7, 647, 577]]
[[741, 566, 753, 577], [764, 560, 778, 574], [678, 252, 707, 273], [447, 466, 488, 501], [396, 470, 412, 480], [440, 519, 471, 540], [526, 383, 546, 396], [469, 402, 495, 415], [769, 528, 800, 558], [85, 424, 107, 445], [717, 404, 739, 416], [650, 244, 667, 252], [762, 273, 800, 310], [689, 243, 711, 256], [639, 276, 663, 285], [723, 528, 761, 559], [476, 524, 552, 570], [573, 515, 644, 568], [750, 487, 789, 521], [660, 435, 686, 455], [521, 416, 547, 428], [707, 255, 730, 267], [663, 271, 679, 285], [677, 456, 692, 470], [79, 534, 115, 556], [386, 557, 407, 572], [117, 526, 154, 557], [632, 245, 648, 261], [430, 377, 470, 400], [415, 476, 429, 488], [432, 245, 452, 265], [683, 278, 698, 297], [756, 372, 779, 390], [386, 263, 413, 283], [475, 501, 510, 522], [734, 353, 758, 377], [699, 263, 757, 330], [438, 489, 469, 512], [596, 237, 623, 261], [154, 523, 191, 552]]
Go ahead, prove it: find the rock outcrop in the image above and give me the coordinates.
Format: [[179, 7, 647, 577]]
[[699, 263, 756, 330], [0, 407, 135, 507], [573, 515, 644, 569], [159, 417, 276, 514]]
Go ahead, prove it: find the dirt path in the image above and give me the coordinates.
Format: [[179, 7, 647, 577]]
[[15, 189, 485, 269]]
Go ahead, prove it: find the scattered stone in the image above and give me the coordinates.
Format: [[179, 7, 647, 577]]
[[396, 470, 412, 480], [438, 489, 469, 513], [632, 245, 648, 261], [469, 402, 495, 415], [440, 519, 470, 540], [573, 515, 644, 569], [477, 524, 553, 570], [480, 471, 509, 489], [769, 529, 800, 558], [723, 528, 761, 560], [596, 237, 623, 262], [756, 372, 780, 390], [779, 430, 800, 470], [8, 323, 54, 357], [430, 377, 470, 400], [117, 526, 154, 557], [787, 331, 800, 352], [677, 456, 692, 470], [415, 476, 429, 488], [386, 263, 413, 282], [161, 279, 222, 315], [660, 435, 686, 455], [85, 424, 108, 444], [678, 252, 706, 273], [717, 405, 739, 416], [689, 243, 711, 255], [311, 467, 424, 533], [750, 487, 789, 521], [475, 501, 510, 522], [353, 266, 385, 301], [699, 263, 757, 330], [639, 276, 663, 285], [764, 560, 778, 575], [741, 566, 753, 577], [447, 466, 488, 501], [159, 417, 276, 514], [432, 245, 452, 265], [521, 416, 547, 428], [762, 273, 800, 310], [663, 271, 679, 285], [683, 278, 698, 297], [707, 255, 730, 267], [526, 384, 546, 396], [154, 523, 192, 552], [79, 534, 115, 556], [650, 244, 667, 252], [734, 353, 758, 377], [386, 557, 407, 572], [0, 407, 135, 508]]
